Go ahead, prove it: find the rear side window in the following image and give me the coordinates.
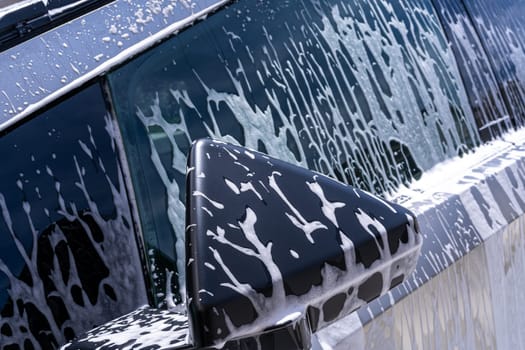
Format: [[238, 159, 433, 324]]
[[108, 0, 480, 304], [433, 0, 513, 141], [0, 84, 146, 349], [459, 0, 525, 129]]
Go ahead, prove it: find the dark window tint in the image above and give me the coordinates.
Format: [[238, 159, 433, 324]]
[[108, 0, 479, 304], [433, 0, 513, 141], [459, 0, 525, 129], [0, 83, 146, 349]]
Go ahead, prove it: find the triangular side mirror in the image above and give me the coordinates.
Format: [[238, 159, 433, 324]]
[[186, 139, 421, 348]]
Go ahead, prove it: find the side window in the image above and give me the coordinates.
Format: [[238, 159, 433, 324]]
[[108, 0, 480, 303], [433, 0, 513, 141], [0, 84, 146, 349], [459, 0, 525, 128]]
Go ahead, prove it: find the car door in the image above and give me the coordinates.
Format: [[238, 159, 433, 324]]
[[3, 0, 525, 349]]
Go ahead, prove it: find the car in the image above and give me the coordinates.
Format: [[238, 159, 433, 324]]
[[1, 0, 525, 349]]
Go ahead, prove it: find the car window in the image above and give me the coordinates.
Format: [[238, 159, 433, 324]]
[[108, 0, 481, 304], [458, 0, 525, 129], [432, 0, 513, 141], [0, 83, 146, 349]]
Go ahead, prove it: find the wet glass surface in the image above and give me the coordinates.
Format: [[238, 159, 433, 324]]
[[460, 0, 525, 130], [109, 0, 480, 304], [433, 0, 513, 141], [0, 83, 145, 348]]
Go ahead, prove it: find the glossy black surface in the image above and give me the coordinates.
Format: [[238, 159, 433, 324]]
[[0, 84, 146, 349], [433, 0, 512, 141], [62, 305, 190, 350], [62, 303, 311, 350], [186, 139, 421, 347], [461, 0, 525, 128]]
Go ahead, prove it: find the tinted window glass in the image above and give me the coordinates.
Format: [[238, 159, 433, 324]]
[[460, 0, 525, 128], [0, 84, 146, 349], [433, 0, 513, 141], [108, 0, 479, 303]]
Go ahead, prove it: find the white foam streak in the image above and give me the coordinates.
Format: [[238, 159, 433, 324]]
[[192, 191, 224, 209], [269, 172, 327, 243], [307, 181, 346, 227]]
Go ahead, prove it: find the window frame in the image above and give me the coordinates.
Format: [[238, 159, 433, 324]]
[[0, 0, 230, 130]]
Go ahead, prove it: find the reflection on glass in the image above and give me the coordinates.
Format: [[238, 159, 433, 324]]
[[433, 0, 513, 141], [109, 0, 480, 305], [0, 84, 145, 349]]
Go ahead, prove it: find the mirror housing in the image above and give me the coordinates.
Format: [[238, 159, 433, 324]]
[[186, 139, 421, 348]]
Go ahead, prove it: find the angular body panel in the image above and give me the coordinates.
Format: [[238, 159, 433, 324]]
[[186, 139, 421, 347]]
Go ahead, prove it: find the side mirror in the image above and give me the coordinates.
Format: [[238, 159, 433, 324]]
[[186, 139, 422, 349]]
